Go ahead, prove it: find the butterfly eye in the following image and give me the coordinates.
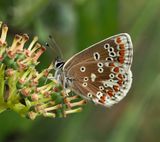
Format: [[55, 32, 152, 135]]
[[55, 61, 64, 69]]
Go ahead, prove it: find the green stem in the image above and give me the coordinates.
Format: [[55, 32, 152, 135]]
[[6, 70, 28, 116], [0, 64, 7, 113]]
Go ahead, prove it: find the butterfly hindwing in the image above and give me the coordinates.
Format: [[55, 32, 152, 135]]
[[65, 61, 132, 107]]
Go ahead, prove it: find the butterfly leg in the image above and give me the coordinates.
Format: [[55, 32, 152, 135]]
[[61, 89, 72, 109], [60, 75, 72, 109]]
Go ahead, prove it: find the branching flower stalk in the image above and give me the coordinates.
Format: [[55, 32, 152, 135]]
[[0, 21, 86, 120]]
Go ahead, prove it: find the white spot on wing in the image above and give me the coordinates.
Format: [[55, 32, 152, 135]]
[[108, 46, 114, 52], [106, 57, 113, 61], [96, 91, 103, 99], [99, 86, 104, 91], [102, 80, 117, 88], [109, 52, 116, 57], [93, 52, 100, 60], [82, 82, 87, 87], [98, 68, 104, 73], [104, 43, 110, 49], [91, 73, 96, 82], [97, 62, 103, 67], [83, 77, 89, 81], [109, 73, 115, 78], [80, 66, 86, 72], [87, 92, 93, 98]]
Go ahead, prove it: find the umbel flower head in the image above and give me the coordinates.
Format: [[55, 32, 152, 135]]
[[0, 21, 86, 120]]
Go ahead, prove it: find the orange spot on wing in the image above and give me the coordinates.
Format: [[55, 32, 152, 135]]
[[113, 85, 119, 92], [118, 80, 123, 86], [118, 74, 123, 79], [113, 67, 119, 73], [106, 90, 114, 97], [119, 44, 125, 50], [101, 96, 106, 101], [99, 100, 105, 104], [119, 50, 125, 56], [109, 63, 115, 67], [118, 57, 124, 64], [116, 37, 121, 43], [99, 96, 106, 104]]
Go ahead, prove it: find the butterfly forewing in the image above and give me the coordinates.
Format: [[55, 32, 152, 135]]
[[63, 33, 133, 107], [64, 33, 133, 71]]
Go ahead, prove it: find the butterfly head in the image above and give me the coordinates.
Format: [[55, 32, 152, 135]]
[[54, 56, 65, 70], [54, 57, 65, 85], [54, 57, 74, 89]]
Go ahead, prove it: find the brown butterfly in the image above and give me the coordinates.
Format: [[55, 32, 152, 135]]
[[54, 33, 133, 107]]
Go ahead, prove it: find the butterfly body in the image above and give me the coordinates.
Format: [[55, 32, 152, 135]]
[[54, 33, 133, 107]]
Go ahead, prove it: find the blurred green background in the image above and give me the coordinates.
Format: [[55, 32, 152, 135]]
[[0, 0, 160, 142]]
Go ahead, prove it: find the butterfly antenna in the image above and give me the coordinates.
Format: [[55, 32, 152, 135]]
[[48, 35, 63, 59]]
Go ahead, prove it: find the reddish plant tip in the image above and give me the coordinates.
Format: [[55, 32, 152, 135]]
[[44, 92, 51, 98], [21, 88, 30, 97], [0, 56, 3, 61], [34, 104, 44, 112], [31, 94, 39, 101], [18, 79, 25, 84], [24, 49, 31, 57], [7, 50, 15, 58], [40, 46, 46, 51], [17, 61, 27, 70], [53, 87, 59, 92], [43, 70, 49, 77], [6, 68, 15, 76], [33, 47, 46, 61], [31, 80, 38, 87], [15, 34, 22, 40], [0, 41, 2, 46], [0, 22, 85, 119], [22, 34, 29, 41]]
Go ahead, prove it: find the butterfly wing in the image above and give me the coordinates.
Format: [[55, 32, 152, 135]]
[[64, 33, 133, 71], [63, 33, 133, 107]]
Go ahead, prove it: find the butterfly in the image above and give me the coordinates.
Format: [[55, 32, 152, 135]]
[[54, 33, 133, 107]]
